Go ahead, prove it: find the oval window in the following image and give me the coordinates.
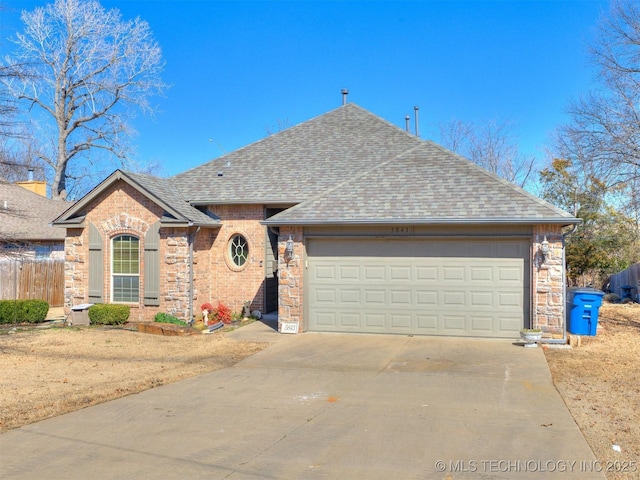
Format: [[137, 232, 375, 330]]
[[228, 234, 249, 268]]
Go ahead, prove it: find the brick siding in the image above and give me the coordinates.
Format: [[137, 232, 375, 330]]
[[64, 188, 270, 322]]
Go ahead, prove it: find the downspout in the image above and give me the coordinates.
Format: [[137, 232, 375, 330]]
[[540, 224, 579, 344], [188, 225, 200, 323]]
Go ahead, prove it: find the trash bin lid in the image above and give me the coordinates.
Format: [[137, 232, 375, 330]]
[[569, 287, 604, 296], [71, 303, 94, 310]]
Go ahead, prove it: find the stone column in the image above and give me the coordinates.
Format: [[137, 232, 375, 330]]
[[277, 227, 303, 332], [533, 225, 564, 335]]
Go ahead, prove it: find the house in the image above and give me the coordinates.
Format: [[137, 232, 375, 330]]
[[0, 179, 69, 259], [52, 102, 579, 337]]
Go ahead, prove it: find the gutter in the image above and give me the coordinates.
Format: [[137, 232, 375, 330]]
[[539, 224, 579, 345], [262, 217, 581, 226]]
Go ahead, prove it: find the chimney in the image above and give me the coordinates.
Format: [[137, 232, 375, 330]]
[[341, 89, 349, 105], [28, 168, 34, 181], [414, 106, 420, 137], [405, 115, 410, 132]]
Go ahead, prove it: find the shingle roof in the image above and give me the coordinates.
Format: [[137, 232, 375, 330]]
[[52, 171, 220, 227], [0, 181, 71, 240], [123, 171, 220, 226], [264, 142, 578, 225], [53, 103, 579, 227], [172, 102, 577, 226], [173, 104, 424, 204]]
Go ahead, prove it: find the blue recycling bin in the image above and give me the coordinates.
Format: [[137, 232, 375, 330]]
[[567, 288, 605, 336]]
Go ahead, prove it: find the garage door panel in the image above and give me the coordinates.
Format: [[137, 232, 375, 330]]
[[443, 266, 465, 281], [443, 291, 465, 306], [307, 238, 529, 338], [470, 291, 494, 307], [498, 292, 523, 308], [339, 313, 360, 327], [470, 315, 494, 332], [390, 266, 412, 280], [416, 290, 438, 306], [314, 265, 336, 280], [314, 312, 337, 328], [339, 289, 361, 304], [470, 266, 493, 282], [363, 313, 386, 329], [498, 266, 522, 282], [339, 265, 360, 280], [364, 265, 386, 280], [365, 289, 386, 304], [499, 316, 522, 331], [314, 288, 336, 304], [416, 314, 439, 330], [416, 266, 438, 281], [390, 290, 412, 305], [390, 314, 412, 329], [443, 315, 466, 330]]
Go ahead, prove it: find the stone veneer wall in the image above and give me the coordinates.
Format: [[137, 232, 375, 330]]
[[276, 226, 303, 331], [532, 224, 565, 334]]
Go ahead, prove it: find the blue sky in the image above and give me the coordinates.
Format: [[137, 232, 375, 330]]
[[2, 0, 608, 178]]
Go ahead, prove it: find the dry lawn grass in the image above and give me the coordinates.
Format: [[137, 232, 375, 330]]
[[544, 303, 640, 480], [0, 325, 266, 433]]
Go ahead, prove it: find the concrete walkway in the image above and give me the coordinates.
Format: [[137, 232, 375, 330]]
[[1, 323, 603, 479]]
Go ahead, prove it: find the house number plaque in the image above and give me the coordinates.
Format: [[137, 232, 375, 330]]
[[390, 226, 413, 235], [280, 322, 299, 334]]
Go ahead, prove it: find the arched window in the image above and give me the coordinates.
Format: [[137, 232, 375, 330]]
[[112, 235, 140, 302]]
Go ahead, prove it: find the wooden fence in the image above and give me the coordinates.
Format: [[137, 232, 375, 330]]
[[0, 258, 65, 306]]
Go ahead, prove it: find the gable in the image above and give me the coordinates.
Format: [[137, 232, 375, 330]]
[[52, 170, 220, 228]]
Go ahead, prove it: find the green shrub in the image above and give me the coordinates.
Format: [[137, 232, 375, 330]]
[[0, 300, 49, 324], [88, 304, 130, 325], [154, 312, 187, 326]]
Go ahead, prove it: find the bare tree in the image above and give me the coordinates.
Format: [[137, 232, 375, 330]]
[[438, 119, 536, 188], [557, 0, 640, 189], [1, 0, 167, 200]]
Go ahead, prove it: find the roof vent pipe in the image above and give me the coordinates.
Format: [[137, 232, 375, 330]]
[[28, 168, 34, 181], [414, 106, 420, 137], [341, 89, 349, 105], [405, 115, 410, 132]]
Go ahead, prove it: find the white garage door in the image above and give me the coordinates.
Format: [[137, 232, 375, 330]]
[[307, 238, 530, 338]]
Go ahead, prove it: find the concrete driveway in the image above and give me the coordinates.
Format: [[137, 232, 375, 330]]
[[1, 322, 603, 479]]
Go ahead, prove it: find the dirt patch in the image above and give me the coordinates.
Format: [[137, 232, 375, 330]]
[[544, 303, 640, 479], [0, 325, 266, 433]]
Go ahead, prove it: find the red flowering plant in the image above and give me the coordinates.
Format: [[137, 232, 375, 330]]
[[200, 302, 214, 314], [200, 302, 215, 325], [214, 302, 232, 324]]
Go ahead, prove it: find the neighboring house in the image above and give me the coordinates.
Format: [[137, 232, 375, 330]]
[[0, 180, 69, 259], [52, 103, 579, 337]]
